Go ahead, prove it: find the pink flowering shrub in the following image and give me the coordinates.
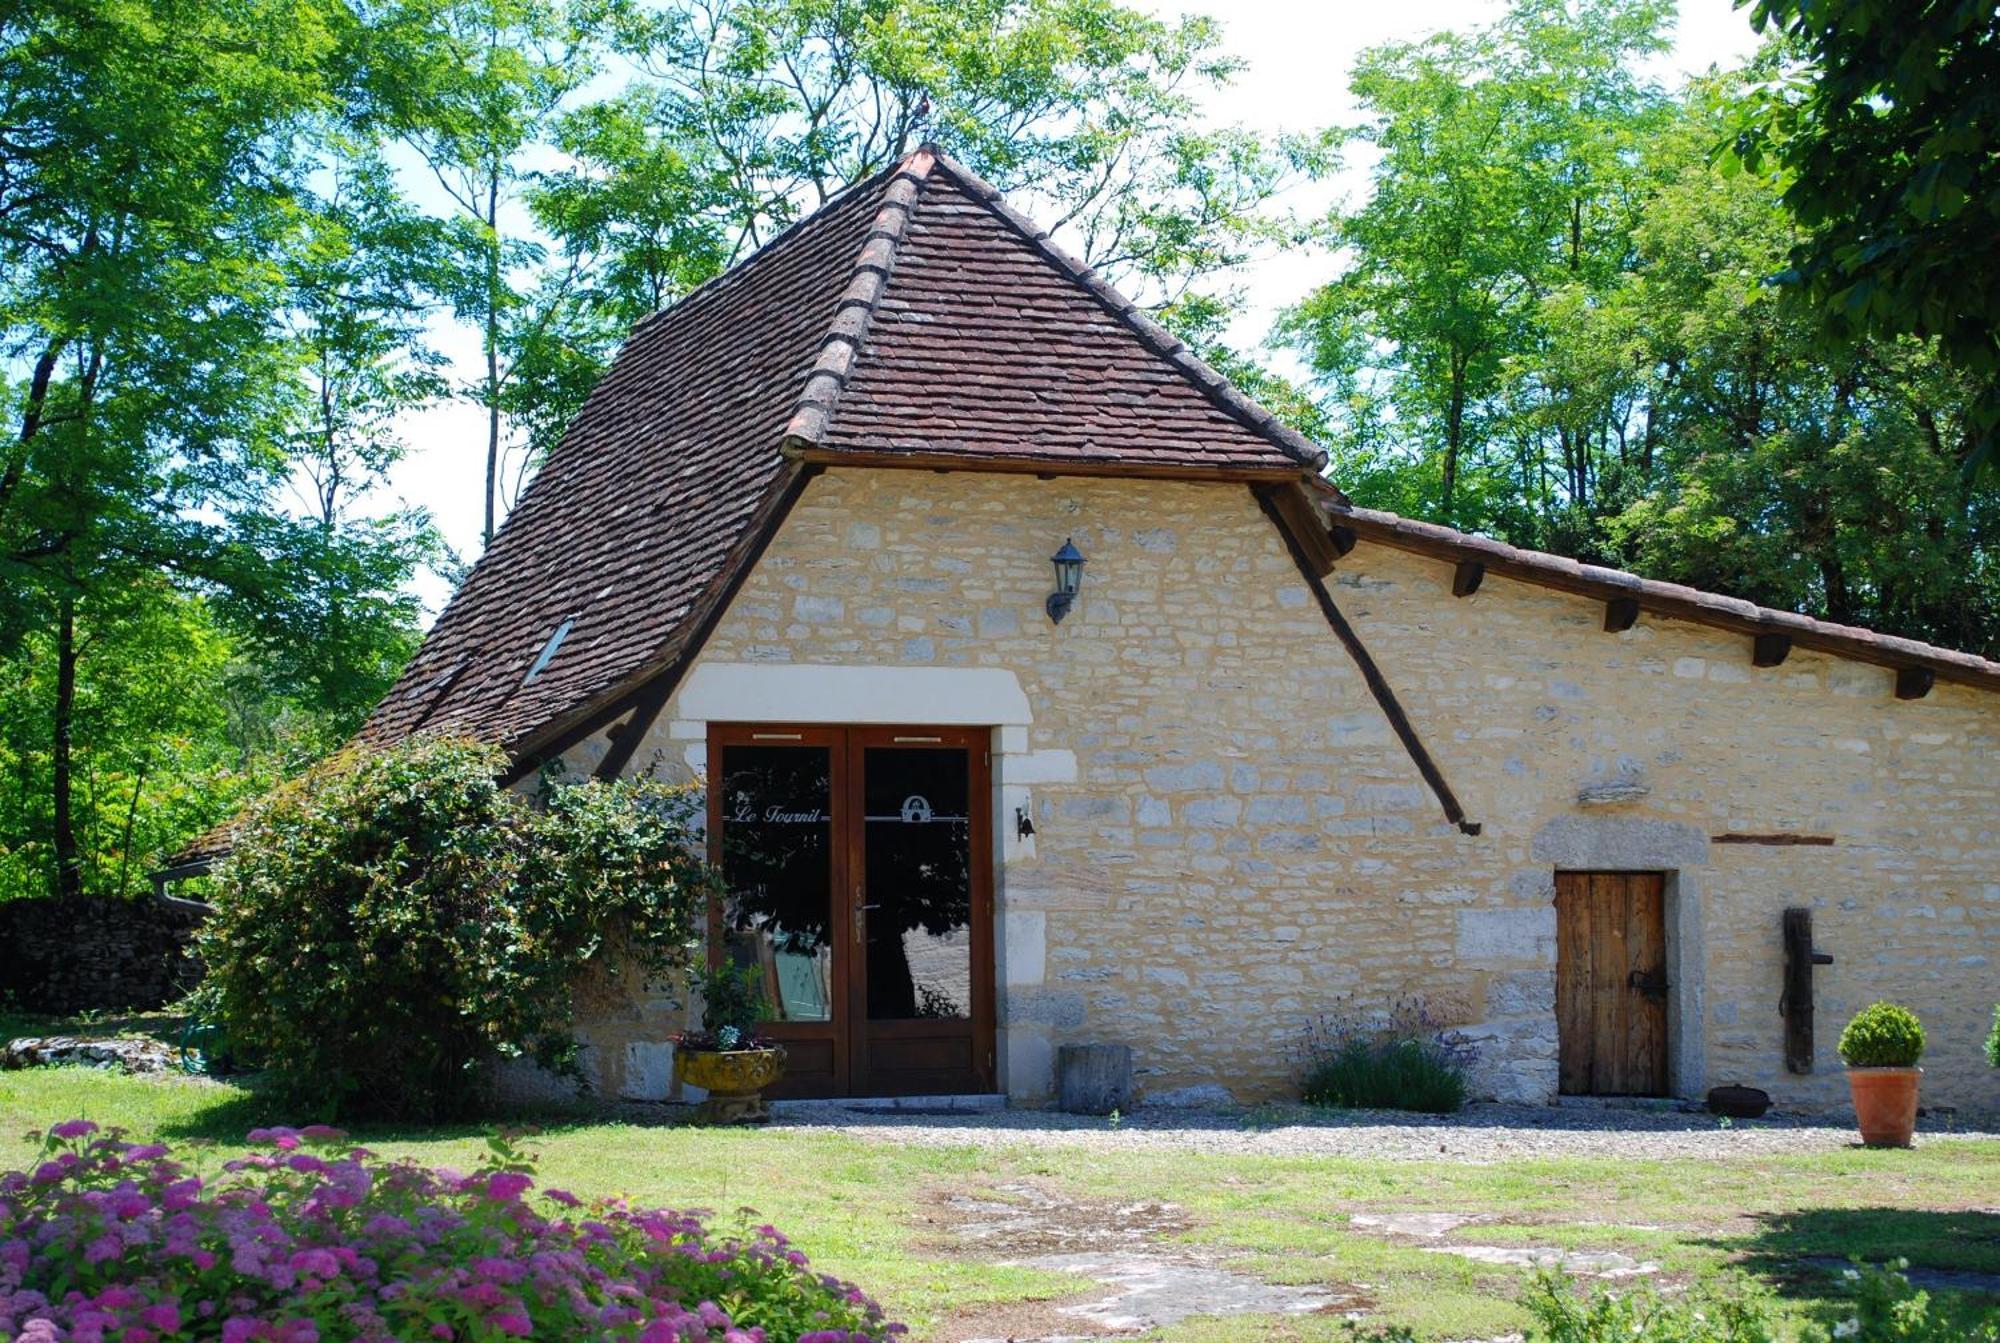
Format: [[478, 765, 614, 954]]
[[0, 1122, 900, 1343]]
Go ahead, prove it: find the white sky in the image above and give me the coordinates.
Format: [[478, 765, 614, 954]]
[[385, 0, 1765, 617]]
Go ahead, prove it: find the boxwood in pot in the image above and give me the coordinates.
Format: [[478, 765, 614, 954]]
[[1838, 1001, 1925, 1147]]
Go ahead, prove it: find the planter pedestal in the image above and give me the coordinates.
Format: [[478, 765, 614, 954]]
[[674, 1047, 787, 1125], [1846, 1066, 1921, 1148]]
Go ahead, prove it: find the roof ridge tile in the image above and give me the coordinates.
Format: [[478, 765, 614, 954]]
[[781, 151, 935, 450]]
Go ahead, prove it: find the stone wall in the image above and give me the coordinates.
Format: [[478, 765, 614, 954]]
[[0, 896, 206, 1016], [552, 468, 1999, 1115]]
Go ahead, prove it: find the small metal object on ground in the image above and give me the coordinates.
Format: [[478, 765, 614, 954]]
[[1706, 1085, 1772, 1119]]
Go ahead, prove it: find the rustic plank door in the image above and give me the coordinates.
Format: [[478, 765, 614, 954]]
[[1555, 871, 1668, 1096]]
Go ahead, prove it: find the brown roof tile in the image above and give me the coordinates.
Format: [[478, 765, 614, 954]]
[[349, 147, 1328, 758], [1319, 488, 2000, 694]]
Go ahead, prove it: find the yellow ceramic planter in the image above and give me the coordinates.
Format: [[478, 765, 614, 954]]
[[674, 1047, 786, 1125]]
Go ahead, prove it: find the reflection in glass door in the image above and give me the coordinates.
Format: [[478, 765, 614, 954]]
[[852, 729, 993, 1096], [708, 724, 994, 1098], [711, 729, 847, 1094]]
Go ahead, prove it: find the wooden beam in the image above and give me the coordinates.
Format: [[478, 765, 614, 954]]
[[1895, 666, 1935, 700], [1712, 832, 1835, 846], [1603, 596, 1640, 632], [1253, 488, 1481, 837], [1451, 560, 1485, 598], [1781, 908, 1833, 1074], [1256, 482, 1340, 577], [1328, 511, 2000, 694], [1752, 633, 1792, 667]]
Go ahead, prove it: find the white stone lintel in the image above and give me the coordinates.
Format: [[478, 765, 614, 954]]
[[678, 662, 1032, 726]]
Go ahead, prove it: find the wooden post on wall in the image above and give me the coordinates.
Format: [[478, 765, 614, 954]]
[[1780, 908, 1834, 1073]]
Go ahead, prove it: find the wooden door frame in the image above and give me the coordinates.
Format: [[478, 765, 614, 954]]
[[706, 722, 996, 1097], [844, 724, 996, 1095], [1555, 869, 1671, 1098], [706, 723, 855, 1096]]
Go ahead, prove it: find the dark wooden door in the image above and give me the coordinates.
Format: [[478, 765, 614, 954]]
[[1555, 871, 1668, 1096], [708, 724, 995, 1098], [848, 727, 995, 1096]]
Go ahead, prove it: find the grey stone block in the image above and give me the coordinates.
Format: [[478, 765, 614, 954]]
[[1057, 1043, 1133, 1115]]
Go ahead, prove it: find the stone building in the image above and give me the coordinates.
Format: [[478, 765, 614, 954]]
[[252, 146, 2000, 1112]]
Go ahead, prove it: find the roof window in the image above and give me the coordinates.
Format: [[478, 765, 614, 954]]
[[523, 617, 576, 685]]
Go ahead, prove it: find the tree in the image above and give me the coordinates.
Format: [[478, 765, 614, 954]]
[[1281, 0, 1673, 526], [0, 0, 348, 897], [0, 0, 436, 899], [1737, 0, 2000, 464], [1602, 79, 1997, 655], [1277, 5, 1998, 657], [221, 152, 444, 729], [371, 0, 606, 544]]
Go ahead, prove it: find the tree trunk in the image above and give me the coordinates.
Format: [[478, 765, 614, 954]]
[[53, 591, 82, 900], [1442, 360, 1468, 512], [483, 170, 502, 547]]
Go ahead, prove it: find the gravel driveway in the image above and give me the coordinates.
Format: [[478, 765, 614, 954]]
[[771, 1100, 2000, 1162]]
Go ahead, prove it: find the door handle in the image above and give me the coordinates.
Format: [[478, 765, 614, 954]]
[[1628, 970, 1669, 1000]]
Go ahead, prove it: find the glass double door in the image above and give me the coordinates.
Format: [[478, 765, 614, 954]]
[[707, 724, 995, 1097]]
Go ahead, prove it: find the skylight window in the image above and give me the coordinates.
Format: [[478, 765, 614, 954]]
[[523, 617, 576, 685]]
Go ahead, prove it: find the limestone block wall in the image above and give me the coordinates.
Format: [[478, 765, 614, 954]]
[[1343, 549, 2000, 1114], [544, 467, 1998, 1115]]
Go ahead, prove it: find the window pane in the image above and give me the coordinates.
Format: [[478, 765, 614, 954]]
[[862, 746, 972, 1021], [718, 744, 834, 1023]]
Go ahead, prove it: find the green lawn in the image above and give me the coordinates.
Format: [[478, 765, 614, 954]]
[[2, 1065, 1995, 1341]]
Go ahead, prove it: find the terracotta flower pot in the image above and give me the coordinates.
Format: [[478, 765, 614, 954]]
[[1845, 1065, 1921, 1148], [674, 1046, 786, 1125]]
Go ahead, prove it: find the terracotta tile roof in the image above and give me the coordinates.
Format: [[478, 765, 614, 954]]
[[164, 146, 1336, 868], [1318, 490, 2000, 694], [361, 148, 1332, 755]]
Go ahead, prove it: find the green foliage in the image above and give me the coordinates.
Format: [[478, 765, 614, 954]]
[[1987, 1004, 1999, 1069], [1283, 4, 1999, 659], [1299, 1002, 1474, 1114], [1506, 1263, 2000, 1343], [197, 736, 715, 1119], [1736, 0, 2000, 466], [1837, 1002, 1926, 1069], [0, 585, 309, 903], [0, 0, 439, 900], [1520, 1271, 1779, 1342], [1350, 1264, 2000, 1342], [1283, 0, 1673, 523], [681, 961, 774, 1052]]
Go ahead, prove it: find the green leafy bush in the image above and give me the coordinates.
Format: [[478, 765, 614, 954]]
[[1299, 999, 1475, 1114], [1837, 1001, 1926, 1068], [1986, 1003, 1999, 1068], [1344, 1264, 1999, 1342], [198, 737, 716, 1119], [680, 960, 774, 1051]]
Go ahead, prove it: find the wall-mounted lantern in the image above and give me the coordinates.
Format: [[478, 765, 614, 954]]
[[1045, 538, 1086, 624]]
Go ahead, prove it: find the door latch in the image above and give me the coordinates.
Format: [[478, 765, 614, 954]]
[[1627, 969, 1669, 1000]]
